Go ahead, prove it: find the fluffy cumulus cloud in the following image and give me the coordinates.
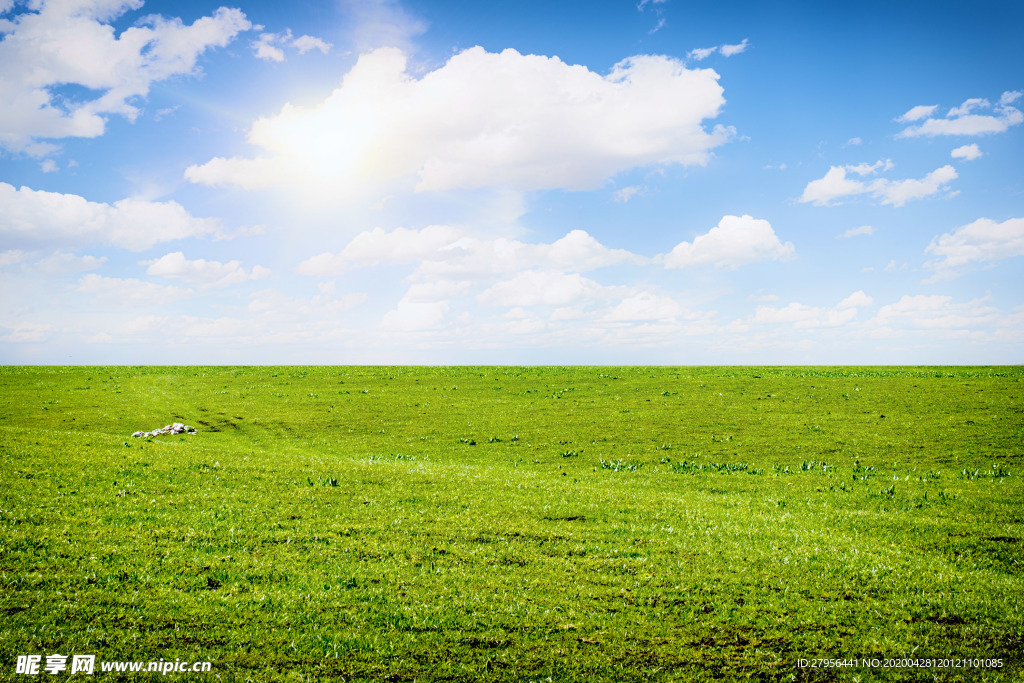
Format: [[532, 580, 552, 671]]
[[185, 46, 734, 197], [144, 252, 270, 287], [0, 0, 251, 154], [896, 91, 1023, 138], [799, 162, 957, 207], [659, 215, 795, 269], [0, 182, 225, 250], [924, 217, 1024, 282], [297, 226, 643, 277]]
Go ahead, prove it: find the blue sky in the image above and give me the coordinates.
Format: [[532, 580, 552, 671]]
[[1, 0, 1022, 364]]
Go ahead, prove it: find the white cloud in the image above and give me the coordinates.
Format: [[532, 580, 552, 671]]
[[247, 288, 366, 317], [1000, 91, 1022, 106], [871, 294, 998, 334], [297, 225, 462, 274], [896, 104, 938, 123], [946, 98, 989, 118], [380, 298, 448, 331], [185, 46, 733, 198], [297, 226, 643, 277], [614, 185, 646, 202], [719, 39, 749, 57], [337, 0, 427, 54], [33, 251, 106, 275], [924, 217, 1024, 281], [838, 290, 873, 308], [604, 292, 681, 321], [799, 164, 957, 207], [753, 302, 857, 328], [477, 270, 605, 307], [799, 166, 873, 205], [77, 274, 193, 305], [874, 165, 958, 207], [951, 144, 982, 161], [0, 0, 251, 153], [840, 225, 874, 239], [405, 280, 471, 302], [896, 91, 1023, 138], [292, 35, 331, 55], [0, 183, 226, 250], [844, 137, 863, 146], [39, 159, 58, 173], [753, 291, 869, 329], [846, 159, 893, 176], [687, 39, 749, 61], [252, 33, 285, 62], [687, 46, 717, 61], [2, 322, 55, 343], [0, 249, 30, 266], [144, 252, 270, 287], [660, 215, 795, 269], [251, 29, 331, 62]]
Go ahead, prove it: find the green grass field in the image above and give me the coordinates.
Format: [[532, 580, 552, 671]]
[[1, 366, 1022, 681]]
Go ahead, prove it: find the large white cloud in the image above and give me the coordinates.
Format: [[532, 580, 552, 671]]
[[185, 46, 733, 197], [0, 0, 251, 154], [0, 182, 225, 250], [799, 163, 957, 207], [924, 217, 1024, 282], [659, 215, 795, 269], [896, 91, 1022, 138]]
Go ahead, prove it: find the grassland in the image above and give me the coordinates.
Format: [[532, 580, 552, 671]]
[[1, 366, 1022, 682]]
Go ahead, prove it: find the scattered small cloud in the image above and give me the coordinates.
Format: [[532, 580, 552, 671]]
[[951, 144, 982, 161], [613, 185, 646, 202], [39, 160, 58, 173], [840, 225, 875, 239], [719, 39, 749, 57], [637, 0, 669, 33], [687, 39, 749, 61], [252, 29, 332, 62], [896, 91, 1023, 138], [154, 106, 180, 122], [844, 137, 863, 147], [687, 46, 717, 61]]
